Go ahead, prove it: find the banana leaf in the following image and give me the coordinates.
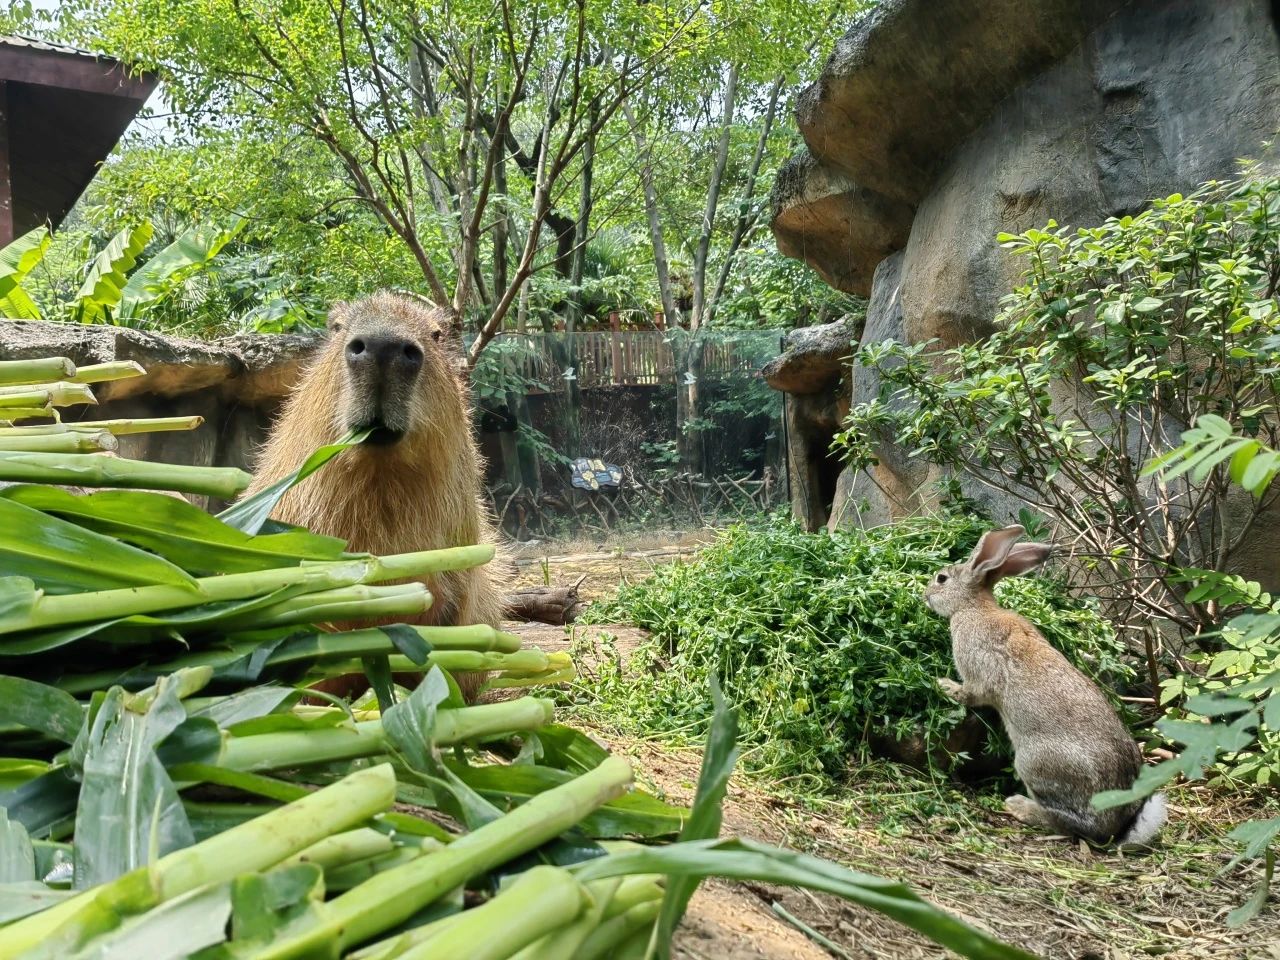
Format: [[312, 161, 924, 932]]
[[0, 227, 50, 320], [64, 881, 232, 960], [73, 223, 154, 324], [0, 486, 349, 575]]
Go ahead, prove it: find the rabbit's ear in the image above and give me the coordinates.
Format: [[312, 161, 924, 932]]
[[992, 542, 1052, 579], [966, 525, 1026, 578]]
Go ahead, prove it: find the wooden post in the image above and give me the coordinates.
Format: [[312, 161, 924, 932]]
[[654, 310, 665, 331], [609, 311, 623, 385], [0, 81, 13, 247]]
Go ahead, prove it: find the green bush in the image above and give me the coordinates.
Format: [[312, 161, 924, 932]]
[[837, 174, 1280, 663], [586, 514, 1131, 782]]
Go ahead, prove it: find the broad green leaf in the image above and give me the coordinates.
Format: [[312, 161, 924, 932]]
[[442, 761, 686, 839], [0, 676, 85, 743], [0, 498, 197, 594], [0, 227, 50, 320], [0, 766, 80, 837], [66, 881, 232, 960], [573, 838, 1036, 960], [0, 808, 35, 883], [536, 724, 613, 775], [218, 430, 370, 535], [74, 222, 154, 323], [0, 881, 74, 923], [1228, 848, 1275, 929], [72, 679, 196, 888], [118, 217, 245, 321], [1, 486, 347, 575], [652, 673, 740, 958]]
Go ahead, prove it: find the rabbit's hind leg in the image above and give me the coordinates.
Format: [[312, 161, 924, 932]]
[[1004, 794, 1058, 831]]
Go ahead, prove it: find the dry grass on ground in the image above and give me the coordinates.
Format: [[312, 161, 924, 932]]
[[508, 538, 1280, 960]]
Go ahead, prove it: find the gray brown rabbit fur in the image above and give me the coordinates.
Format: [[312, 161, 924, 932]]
[[925, 524, 1166, 845]]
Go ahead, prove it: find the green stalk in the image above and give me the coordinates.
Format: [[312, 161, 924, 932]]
[[221, 583, 432, 630], [0, 451, 251, 498], [281, 827, 396, 871], [576, 900, 661, 960], [0, 764, 396, 960], [510, 878, 623, 960], [325, 846, 430, 892], [217, 698, 555, 772], [2, 547, 491, 635], [600, 876, 664, 920], [0, 383, 96, 405], [0, 357, 75, 386], [312, 650, 550, 679], [55, 626, 528, 695], [253, 755, 634, 959], [0, 430, 116, 452], [397, 866, 590, 960], [65, 361, 146, 385], [268, 625, 522, 659], [0, 415, 204, 437], [0, 405, 53, 420]]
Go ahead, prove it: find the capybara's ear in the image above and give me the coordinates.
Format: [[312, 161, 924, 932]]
[[327, 301, 349, 332]]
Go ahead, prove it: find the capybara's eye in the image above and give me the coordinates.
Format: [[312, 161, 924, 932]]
[[936, 573, 949, 584], [431, 330, 443, 342], [348, 339, 366, 356]]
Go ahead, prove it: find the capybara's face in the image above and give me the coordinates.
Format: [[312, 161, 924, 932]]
[[326, 293, 458, 447]]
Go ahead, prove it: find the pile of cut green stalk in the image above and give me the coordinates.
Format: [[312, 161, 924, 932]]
[[0, 354, 1031, 959]]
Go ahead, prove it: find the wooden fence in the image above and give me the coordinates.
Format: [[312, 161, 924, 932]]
[[484, 331, 768, 393]]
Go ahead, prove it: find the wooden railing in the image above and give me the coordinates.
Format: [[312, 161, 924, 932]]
[[479, 331, 770, 393]]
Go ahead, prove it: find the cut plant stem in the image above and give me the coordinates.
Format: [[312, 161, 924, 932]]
[[1, 548, 495, 635], [312, 649, 551, 679], [252, 755, 634, 959], [220, 583, 433, 630], [0, 383, 95, 406], [0, 415, 204, 437], [65, 361, 147, 385], [0, 764, 397, 960], [0, 430, 116, 453], [509, 878, 624, 960], [576, 899, 661, 960], [0, 451, 251, 498], [0, 357, 75, 386], [217, 698, 555, 772], [397, 866, 590, 960]]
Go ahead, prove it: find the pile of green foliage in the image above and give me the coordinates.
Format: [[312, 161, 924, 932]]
[[587, 514, 1130, 782]]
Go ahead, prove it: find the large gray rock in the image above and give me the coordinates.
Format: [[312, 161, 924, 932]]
[[0, 321, 320, 508], [761, 319, 855, 395], [770, 0, 1280, 533]]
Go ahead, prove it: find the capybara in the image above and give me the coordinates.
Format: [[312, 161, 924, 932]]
[[245, 291, 504, 701]]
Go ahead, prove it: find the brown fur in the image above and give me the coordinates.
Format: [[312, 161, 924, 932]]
[[924, 525, 1166, 845], [245, 292, 504, 701]]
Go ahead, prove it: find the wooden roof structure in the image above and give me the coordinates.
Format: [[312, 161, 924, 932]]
[[0, 36, 158, 246]]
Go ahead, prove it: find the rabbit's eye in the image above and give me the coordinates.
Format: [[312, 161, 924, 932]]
[[936, 573, 949, 584]]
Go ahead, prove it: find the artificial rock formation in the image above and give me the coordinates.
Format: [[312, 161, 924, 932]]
[[0, 321, 319, 508], [770, 0, 1280, 529]]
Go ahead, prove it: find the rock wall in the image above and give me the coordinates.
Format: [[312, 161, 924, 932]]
[[0, 321, 318, 510], [770, 0, 1280, 529]]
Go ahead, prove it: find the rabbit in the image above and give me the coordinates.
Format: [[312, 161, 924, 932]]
[[924, 524, 1166, 845]]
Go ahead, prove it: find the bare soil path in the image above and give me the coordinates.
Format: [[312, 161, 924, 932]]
[[506, 540, 1280, 960]]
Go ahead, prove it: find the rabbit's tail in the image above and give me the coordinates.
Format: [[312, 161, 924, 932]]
[[1119, 793, 1167, 846]]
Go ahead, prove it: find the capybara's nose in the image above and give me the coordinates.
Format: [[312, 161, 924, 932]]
[[346, 335, 423, 378]]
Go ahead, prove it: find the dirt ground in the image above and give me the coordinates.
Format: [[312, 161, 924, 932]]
[[507, 543, 1280, 960]]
